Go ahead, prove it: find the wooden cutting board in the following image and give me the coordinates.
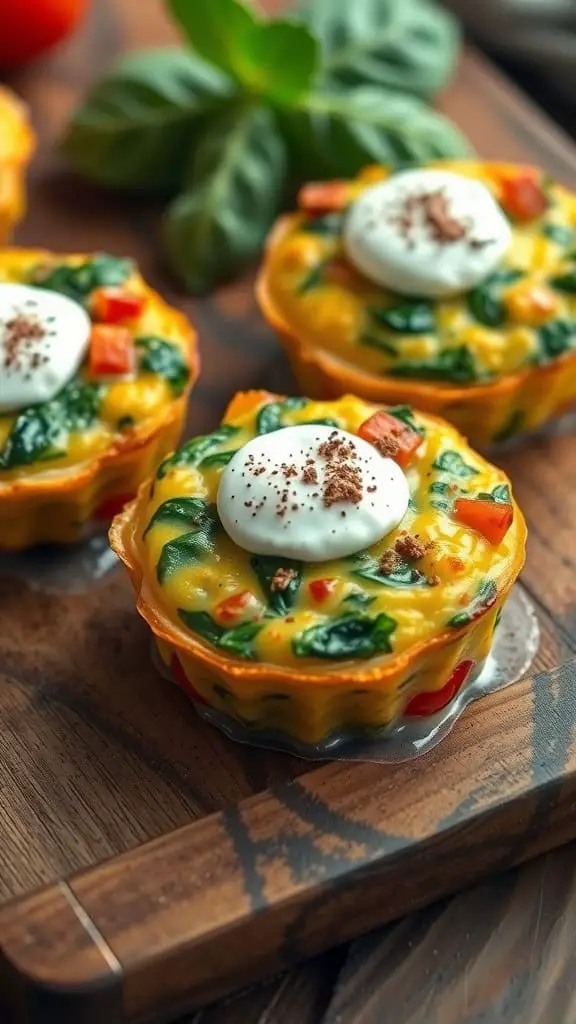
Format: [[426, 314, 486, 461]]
[[2, 2, 576, 1022]]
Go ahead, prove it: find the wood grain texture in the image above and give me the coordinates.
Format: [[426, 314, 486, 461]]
[[1, 0, 576, 1022]]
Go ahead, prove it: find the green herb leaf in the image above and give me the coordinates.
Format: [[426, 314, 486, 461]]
[[0, 380, 103, 470], [342, 591, 376, 610], [448, 578, 497, 628], [433, 450, 478, 477], [284, 86, 471, 180], [550, 272, 576, 294], [158, 425, 239, 478], [250, 555, 302, 615], [178, 609, 224, 645], [369, 302, 435, 334], [389, 345, 480, 383], [466, 268, 520, 328], [144, 496, 214, 535], [429, 480, 453, 511], [293, 612, 396, 659], [169, 0, 319, 106], [539, 319, 576, 361], [178, 609, 262, 659], [61, 48, 234, 194], [32, 254, 133, 304], [136, 336, 190, 396], [476, 483, 511, 504], [298, 260, 328, 294], [388, 404, 425, 436], [353, 556, 428, 587], [543, 224, 573, 246], [200, 450, 236, 468], [493, 409, 525, 443], [298, 0, 460, 98], [360, 333, 398, 356], [302, 212, 344, 236], [164, 105, 287, 294], [256, 396, 307, 434], [156, 503, 220, 582]]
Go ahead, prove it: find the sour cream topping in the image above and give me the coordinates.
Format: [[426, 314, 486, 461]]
[[0, 283, 92, 414], [217, 424, 410, 562], [344, 168, 512, 298]]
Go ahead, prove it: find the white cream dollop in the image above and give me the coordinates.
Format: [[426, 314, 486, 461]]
[[344, 168, 512, 299], [217, 424, 409, 563], [0, 283, 92, 414]]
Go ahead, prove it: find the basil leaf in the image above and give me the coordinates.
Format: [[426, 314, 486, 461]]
[[298, 0, 460, 98], [303, 212, 344, 236], [144, 496, 214, 536], [467, 268, 522, 328], [448, 579, 497, 629], [164, 106, 287, 294], [388, 404, 425, 436], [550, 272, 576, 294], [433, 450, 478, 477], [476, 484, 511, 505], [369, 302, 435, 334], [136, 336, 190, 396], [62, 49, 234, 194], [178, 609, 261, 660], [543, 224, 573, 246], [158, 425, 239, 478], [539, 319, 576, 361], [32, 254, 132, 303], [284, 86, 471, 180], [256, 396, 307, 434], [0, 380, 103, 470], [156, 504, 220, 583], [493, 409, 524, 443], [293, 612, 396, 659], [250, 555, 302, 615], [353, 556, 427, 587], [200, 450, 236, 468], [389, 345, 480, 383], [360, 333, 398, 356], [169, 0, 319, 106]]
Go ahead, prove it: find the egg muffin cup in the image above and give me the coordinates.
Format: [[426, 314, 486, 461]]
[[0, 86, 34, 243], [257, 161, 576, 448], [111, 390, 526, 750], [0, 249, 198, 550]]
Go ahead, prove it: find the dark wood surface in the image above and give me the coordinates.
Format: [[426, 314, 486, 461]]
[[2, 1, 576, 1021]]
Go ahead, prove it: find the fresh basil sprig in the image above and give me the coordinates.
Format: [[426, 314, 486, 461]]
[[62, 0, 468, 294]]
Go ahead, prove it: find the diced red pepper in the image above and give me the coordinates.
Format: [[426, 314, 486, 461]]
[[215, 591, 258, 626], [405, 660, 474, 717], [89, 324, 135, 377], [170, 654, 209, 706], [93, 492, 135, 522], [358, 411, 422, 468], [91, 288, 145, 324], [454, 498, 513, 545], [298, 180, 350, 215], [308, 578, 338, 603], [324, 259, 358, 288], [498, 172, 548, 222]]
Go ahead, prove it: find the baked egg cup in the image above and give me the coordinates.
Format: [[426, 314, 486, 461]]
[[0, 86, 34, 243]]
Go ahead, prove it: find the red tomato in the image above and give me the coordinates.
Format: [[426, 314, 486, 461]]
[[215, 591, 256, 625], [0, 0, 87, 68], [170, 654, 210, 706], [358, 411, 422, 468], [89, 324, 134, 377], [405, 660, 474, 717], [298, 181, 350, 215], [454, 498, 513, 545], [93, 493, 135, 522], [92, 288, 145, 325], [308, 578, 338, 603], [499, 172, 548, 222]]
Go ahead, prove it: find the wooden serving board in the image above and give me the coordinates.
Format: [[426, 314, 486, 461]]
[[2, 3, 576, 1022]]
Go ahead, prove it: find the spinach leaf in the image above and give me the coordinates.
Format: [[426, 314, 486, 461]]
[[158, 425, 239, 478], [178, 608, 262, 659], [32, 254, 133, 303], [542, 223, 573, 246], [164, 106, 287, 295], [342, 591, 376, 610], [117, 415, 135, 431], [293, 612, 396, 659], [136, 336, 190, 396], [433, 450, 478, 477], [448, 579, 497, 628], [369, 302, 435, 334], [256, 396, 307, 434], [360, 333, 398, 356], [493, 409, 525, 443], [200, 450, 236, 468], [61, 49, 234, 194], [298, 261, 328, 294], [144, 496, 214, 536], [476, 483, 511, 504], [0, 380, 103, 470], [539, 319, 576, 360], [389, 346, 479, 383], [353, 556, 427, 587], [549, 272, 576, 294], [388, 404, 425, 436], [303, 212, 344, 236], [251, 555, 302, 615], [298, 0, 460, 99], [429, 480, 453, 511], [467, 268, 522, 328], [156, 503, 220, 582]]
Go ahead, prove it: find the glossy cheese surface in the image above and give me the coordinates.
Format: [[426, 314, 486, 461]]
[[265, 160, 576, 385], [137, 392, 524, 670]]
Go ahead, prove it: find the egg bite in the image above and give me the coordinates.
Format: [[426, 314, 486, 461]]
[[0, 86, 34, 243]]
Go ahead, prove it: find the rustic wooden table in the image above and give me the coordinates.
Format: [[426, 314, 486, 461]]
[[3, 1, 576, 1022]]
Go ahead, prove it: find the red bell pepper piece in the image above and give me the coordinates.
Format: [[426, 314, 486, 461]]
[[308, 578, 338, 603], [89, 324, 135, 377], [215, 591, 258, 626], [91, 288, 145, 324], [358, 411, 422, 467], [498, 172, 548, 222], [454, 498, 513, 545], [298, 180, 350, 215], [405, 659, 474, 717]]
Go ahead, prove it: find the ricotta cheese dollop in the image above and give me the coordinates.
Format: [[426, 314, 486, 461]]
[[0, 283, 92, 414], [344, 168, 512, 298], [217, 424, 410, 562]]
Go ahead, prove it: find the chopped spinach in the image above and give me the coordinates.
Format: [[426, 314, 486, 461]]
[[360, 332, 398, 356], [298, 261, 328, 293], [369, 302, 435, 334], [157, 425, 239, 478], [200, 450, 236, 468], [155, 502, 220, 583], [550, 271, 576, 293], [433, 450, 479, 477], [353, 555, 427, 588], [250, 555, 302, 615], [144, 496, 215, 535], [467, 268, 522, 328], [542, 224, 573, 246], [388, 346, 480, 384], [117, 415, 135, 431], [448, 579, 498, 628], [178, 609, 261, 659], [302, 212, 344, 236], [293, 612, 396, 659], [476, 483, 511, 504], [136, 336, 189, 396], [32, 253, 133, 304], [387, 404, 425, 437], [429, 480, 453, 511], [493, 409, 525, 443], [0, 380, 103, 470], [342, 591, 376, 610], [256, 397, 307, 434], [538, 319, 576, 360]]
